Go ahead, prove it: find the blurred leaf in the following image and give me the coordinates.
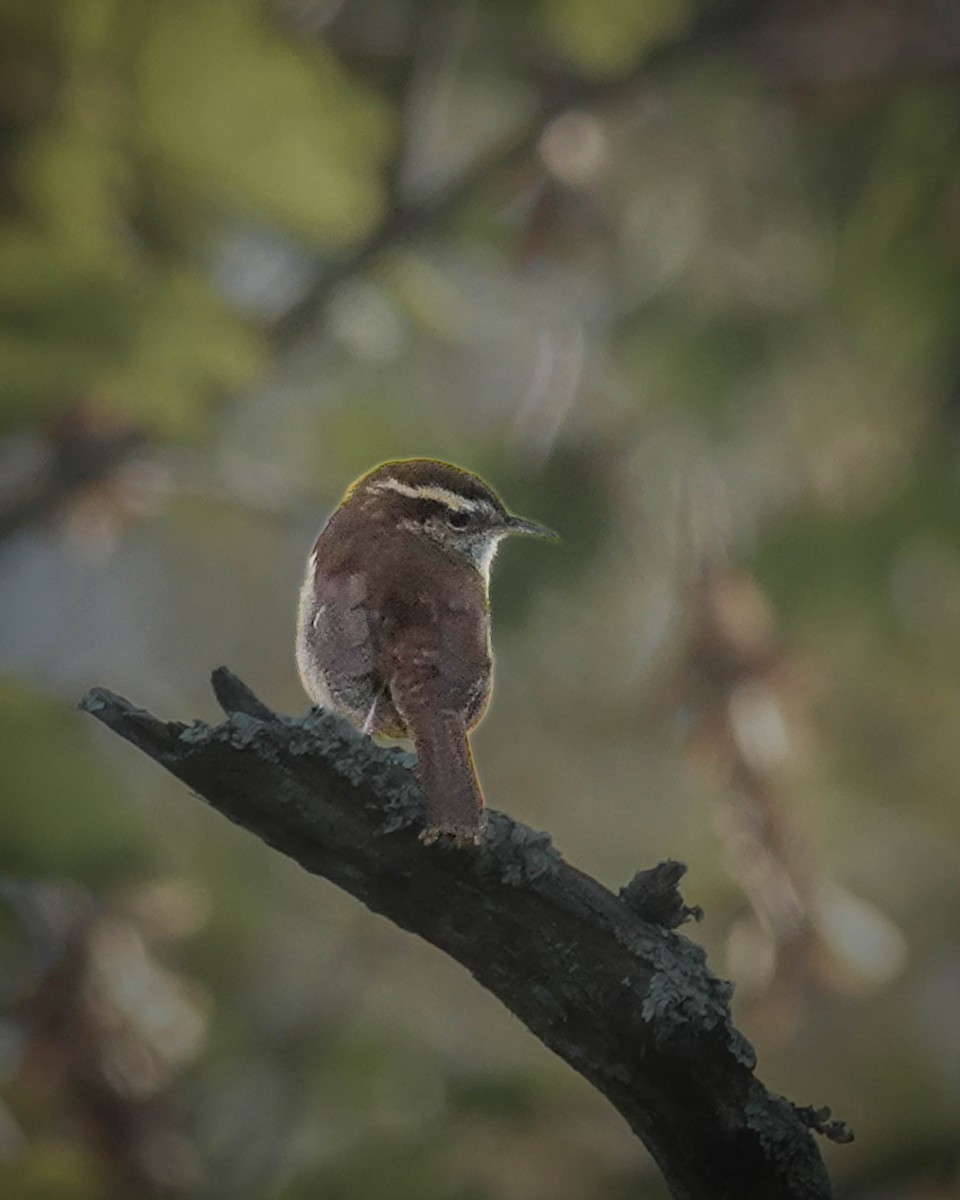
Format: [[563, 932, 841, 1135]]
[[282, 1135, 480, 1200], [615, 310, 769, 429], [539, 0, 692, 76], [753, 444, 960, 636], [59, 0, 122, 57], [100, 268, 263, 437], [0, 678, 156, 886], [15, 122, 128, 253], [0, 231, 141, 427], [0, 1139, 107, 1200], [132, 0, 391, 242], [0, 231, 259, 436]]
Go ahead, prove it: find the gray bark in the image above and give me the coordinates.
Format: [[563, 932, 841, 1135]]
[[80, 668, 851, 1200]]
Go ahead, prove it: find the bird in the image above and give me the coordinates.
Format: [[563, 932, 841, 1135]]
[[296, 458, 555, 845]]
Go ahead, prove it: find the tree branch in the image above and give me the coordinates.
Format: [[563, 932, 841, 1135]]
[[0, 2, 770, 548], [270, 0, 771, 352], [0, 425, 146, 547], [79, 668, 850, 1200]]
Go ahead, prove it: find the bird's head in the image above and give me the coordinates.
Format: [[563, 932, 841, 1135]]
[[346, 458, 556, 578]]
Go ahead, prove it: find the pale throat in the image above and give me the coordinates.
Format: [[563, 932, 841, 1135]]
[[472, 533, 504, 586]]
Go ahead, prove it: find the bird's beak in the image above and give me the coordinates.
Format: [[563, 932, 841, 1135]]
[[504, 514, 559, 541]]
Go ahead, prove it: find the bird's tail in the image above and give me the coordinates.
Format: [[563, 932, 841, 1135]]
[[411, 711, 485, 846]]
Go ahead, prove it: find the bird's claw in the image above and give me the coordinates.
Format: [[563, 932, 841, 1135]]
[[419, 823, 485, 849]]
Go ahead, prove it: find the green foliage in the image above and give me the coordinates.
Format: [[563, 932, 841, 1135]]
[[0, 0, 391, 435], [2, 0, 960, 1196], [539, 0, 692, 75], [0, 232, 140, 424], [0, 230, 262, 433], [0, 1141, 106, 1200], [0, 679, 156, 885], [282, 1138, 481, 1200], [131, 0, 390, 241], [99, 267, 264, 436], [754, 441, 960, 636]]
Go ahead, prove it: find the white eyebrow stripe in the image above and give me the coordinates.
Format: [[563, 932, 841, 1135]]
[[369, 478, 485, 512]]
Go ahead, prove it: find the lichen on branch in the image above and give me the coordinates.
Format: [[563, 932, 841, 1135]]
[[80, 668, 850, 1200]]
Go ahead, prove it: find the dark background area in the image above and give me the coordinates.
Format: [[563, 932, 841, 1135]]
[[0, 1, 959, 1196]]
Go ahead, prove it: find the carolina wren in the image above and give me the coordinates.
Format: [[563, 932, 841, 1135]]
[[296, 458, 555, 845]]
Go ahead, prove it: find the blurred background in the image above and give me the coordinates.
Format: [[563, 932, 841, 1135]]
[[1, 0, 959, 1196]]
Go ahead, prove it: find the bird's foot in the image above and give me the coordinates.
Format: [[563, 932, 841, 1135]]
[[419, 821, 485, 849]]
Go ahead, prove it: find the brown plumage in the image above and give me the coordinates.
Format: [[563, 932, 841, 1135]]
[[296, 459, 554, 845]]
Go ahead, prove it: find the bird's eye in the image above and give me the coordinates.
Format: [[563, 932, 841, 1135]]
[[446, 510, 471, 530]]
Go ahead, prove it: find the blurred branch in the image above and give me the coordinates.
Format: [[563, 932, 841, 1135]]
[[0, 2, 768, 546], [672, 568, 907, 1019], [270, 0, 770, 351], [80, 667, 850, 1200], [677, 571, 824, 991], [377, 0, 438, 214], [10, 881, 202, 1194], [0, 417, 146, 546]]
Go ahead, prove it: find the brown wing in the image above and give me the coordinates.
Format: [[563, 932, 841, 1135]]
[[297, 566, 377, 725]]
